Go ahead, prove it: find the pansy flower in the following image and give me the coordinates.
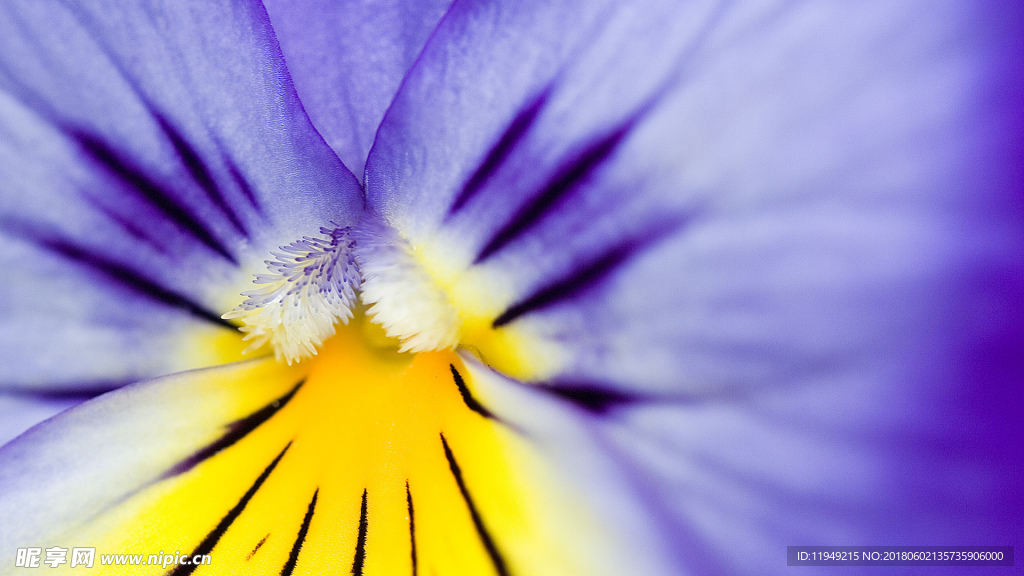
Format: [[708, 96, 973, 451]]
[[0, 1, 1021, 575]]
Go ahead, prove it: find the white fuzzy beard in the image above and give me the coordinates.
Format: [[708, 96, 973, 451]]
[[223, 226, 361, 364], [352, 216, 461, 353]]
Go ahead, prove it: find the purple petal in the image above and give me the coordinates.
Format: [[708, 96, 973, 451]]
[[263, 0, 453, 180], [598, 384, 1021, 575], [468, 351, 1021, 575], [0, 0, 363, 391], [366, 0, 1023, 392], [364, 0, 1024, 564]]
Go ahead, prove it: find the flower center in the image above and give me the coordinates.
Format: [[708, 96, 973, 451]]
[[225, 217, 562, 381], [223, 226, 361, 364]]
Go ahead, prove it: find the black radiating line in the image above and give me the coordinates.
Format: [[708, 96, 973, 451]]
[[281, 489, 319, 576], [153, 114, 249, 238], [166, 380, 304, 477], [439, 434, 510, 576], [406, 481, 417, 576], [226, 161, 263, 214], [6, 383, 123, 401], [3, 221, 234, 329], [491, 215, 689, 328], [168, 443, 292, 576], [541, 384, 636, 415], [68, 128, 237, 263], [450, 365, 494, 419], [351, 489, 369, 576], [475, 124, 632, 263], [492, 243, 632, 328], [449, 89, 549, 215]]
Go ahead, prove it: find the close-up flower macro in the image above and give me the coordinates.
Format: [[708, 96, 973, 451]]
[[0, 0, 1021, 575]]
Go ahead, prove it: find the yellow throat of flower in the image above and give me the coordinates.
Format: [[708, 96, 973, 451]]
[[90, 314, 537, 575]]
